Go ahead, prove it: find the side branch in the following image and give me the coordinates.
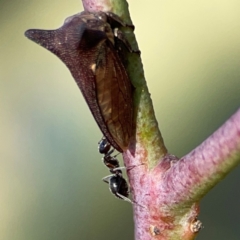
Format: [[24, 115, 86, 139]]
[[164, 108, 240, 208], [169, 109, 240, 205]]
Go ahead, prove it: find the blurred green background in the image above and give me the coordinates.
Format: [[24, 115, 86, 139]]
[[1, 0, 240, 239]]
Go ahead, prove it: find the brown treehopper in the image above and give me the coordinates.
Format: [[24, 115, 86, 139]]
[[25, 11, 135, 152]]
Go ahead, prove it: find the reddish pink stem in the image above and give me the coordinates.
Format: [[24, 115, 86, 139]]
[[123, 108, 240, 239]]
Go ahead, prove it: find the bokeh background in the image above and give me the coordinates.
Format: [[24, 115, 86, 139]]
[[1, 0, 240, 239]]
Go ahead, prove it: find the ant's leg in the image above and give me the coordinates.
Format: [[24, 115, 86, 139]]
[[102, 174, 114, 184], [106, 148, 115, 156], [116, 193, 133, 204], [117, 193, 147, 209], [112, 166, 125, 172], [103, 175, 147, 208]]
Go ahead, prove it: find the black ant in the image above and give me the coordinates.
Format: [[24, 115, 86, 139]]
[[98, 137, 132, 203]]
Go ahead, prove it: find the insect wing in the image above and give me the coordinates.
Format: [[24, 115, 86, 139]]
[[95, 41, 132, 152]]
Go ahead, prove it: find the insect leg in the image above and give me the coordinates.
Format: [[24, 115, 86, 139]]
[[116, 192, 133, 204], [113, 28, 140, 54], [102, 174, 114, 184], [112, 166, 125, 172]]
